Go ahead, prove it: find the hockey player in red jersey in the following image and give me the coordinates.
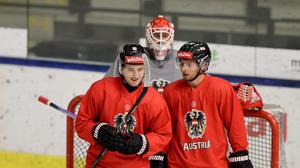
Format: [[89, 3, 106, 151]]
[[75, 44, 172, 168], [163, 41, 253, 168], [105, 15, 181, 94]]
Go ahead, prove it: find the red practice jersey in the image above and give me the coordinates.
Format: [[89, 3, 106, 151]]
[[75, 77, 172, 168], [163, 75, 248, 168]]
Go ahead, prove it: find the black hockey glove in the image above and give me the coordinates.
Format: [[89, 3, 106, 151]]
[[117, 131, 149, 155], [229, 150, 253, 168], [149, 152, 167, 168], [92, 123, 125, 151]]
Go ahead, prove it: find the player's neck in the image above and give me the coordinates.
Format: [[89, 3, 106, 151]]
[[188, 73, 205, 88], [121, 77, 141, 92]]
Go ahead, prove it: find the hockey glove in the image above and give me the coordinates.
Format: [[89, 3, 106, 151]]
[[92, 123, 125, 151], [229, 150, 253, 168], [149, 152, 167, 168], [117, 131, 149, 155]]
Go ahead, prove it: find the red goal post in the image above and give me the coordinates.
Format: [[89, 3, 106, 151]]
[[242, 108, 287, 168], [66, 95, 287, 168], [66, 95, 84, 168]]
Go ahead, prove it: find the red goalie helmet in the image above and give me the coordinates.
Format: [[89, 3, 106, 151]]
[[145, 15, 175, 60]]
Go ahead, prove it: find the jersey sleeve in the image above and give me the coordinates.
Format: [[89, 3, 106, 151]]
[[218, 83, 248, 152], [143, 94, 172, 158], [75, 82, 103, 145]]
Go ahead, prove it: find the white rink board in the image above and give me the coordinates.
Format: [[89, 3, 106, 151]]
[[203, 43, 256, 76], [0, 63, 300, 168], [0, 27, 27, 58], [0, 64, 103, 155], [256, 47, 300, 80], [140, 38, 300, 80]]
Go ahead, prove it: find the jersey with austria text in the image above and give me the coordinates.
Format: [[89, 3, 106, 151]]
[[105, 49, 181, 94], [163, 75, 248, 168], [75, 77, 172, 168]]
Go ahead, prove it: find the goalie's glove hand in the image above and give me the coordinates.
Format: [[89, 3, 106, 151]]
[[92, 123, 124, 151], [149, 152, 167, 168], [229, 150, 253, 168], [117, 131, 149, 155]]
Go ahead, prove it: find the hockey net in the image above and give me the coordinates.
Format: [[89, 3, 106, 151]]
[[66, 95, 287, 168]]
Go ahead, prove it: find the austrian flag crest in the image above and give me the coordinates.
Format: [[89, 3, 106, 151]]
[[114, 112, 136, 134], [184, 109, 207, 139]]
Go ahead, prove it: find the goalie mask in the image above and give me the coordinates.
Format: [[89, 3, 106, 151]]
[[177, 41, 211, 74], [145, 15, 175, 61], [117, 44, 150, 85]]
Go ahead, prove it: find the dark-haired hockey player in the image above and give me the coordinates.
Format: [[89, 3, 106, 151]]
[[163, 41, 253, 168], [75, 44, 172, 168]]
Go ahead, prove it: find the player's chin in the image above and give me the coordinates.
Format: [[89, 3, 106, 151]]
[[182, 75, 191, 81], [128, 80, 142, 87]]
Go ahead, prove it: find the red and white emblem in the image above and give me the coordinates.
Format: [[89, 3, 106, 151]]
[[191, 101, 197, 108], [125, 104, 131, 111], [125, 56, 144, 64], [184, 109, 207, 139]]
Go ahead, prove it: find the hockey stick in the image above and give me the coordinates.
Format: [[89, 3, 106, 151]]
[[90, 54, 150, 168], [38, 96, 76, 119]]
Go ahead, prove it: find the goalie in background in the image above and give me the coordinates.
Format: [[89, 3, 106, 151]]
[[75, 44, 172, 168], [163, 41, 253, 168], [105, 15, 181, 94]]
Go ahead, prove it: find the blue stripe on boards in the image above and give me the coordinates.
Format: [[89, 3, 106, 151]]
[[1, 56, 299, 88], [211, 73, 300, 88], [0, 56, 109, 72]]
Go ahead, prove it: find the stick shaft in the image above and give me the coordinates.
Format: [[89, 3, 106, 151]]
[[49, 102, 76, 119], [38, 96, 76, 119]]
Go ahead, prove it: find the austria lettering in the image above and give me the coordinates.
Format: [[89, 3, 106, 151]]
[[183, 140, 211, 151]]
